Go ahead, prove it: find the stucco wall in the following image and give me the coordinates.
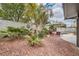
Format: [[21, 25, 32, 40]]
[[0, 20, 27, 30]]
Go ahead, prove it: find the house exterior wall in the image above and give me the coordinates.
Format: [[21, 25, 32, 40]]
[[63, 3, 77, 19], [63, 3, 79, 46], [0, 20, 27, 30]]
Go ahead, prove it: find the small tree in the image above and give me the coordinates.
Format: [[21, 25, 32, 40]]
[[23, 3, 49, 46], [0, 3, 25, 22]]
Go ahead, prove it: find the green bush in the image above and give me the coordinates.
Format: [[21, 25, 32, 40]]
[[0, 26, 48, 46], [7, 26, 30, 35], [0, 30, 9, 38], [25, 34, 41, 46], [49, 25, 56, 32], [27, 28, 49, 46], [0, 26, 31, 40], [38, 28, 49, 38]]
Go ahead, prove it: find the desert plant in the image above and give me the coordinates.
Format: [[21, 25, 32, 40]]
[[7, 26, 30, 35], [0, 3, 25, 22], [0, 30, 9, 38], [38, 27, 49, 38], [49, 24, 56, 32], [22, 3, 49, 46], [25, 33, 41, 46], [0, 26, 30, 40], [25, 27, 49, 46]]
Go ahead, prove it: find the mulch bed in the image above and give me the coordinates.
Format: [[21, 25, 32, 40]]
[[0, 35, 79, 56]]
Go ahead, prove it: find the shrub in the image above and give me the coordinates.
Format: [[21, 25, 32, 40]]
[[7, 26, 30, 35], [25, 27, 49, 46], [49, 25, 56, 32], [25, 34, 41, 46], [38, 28, 49, 38], [0, 26, 47, 46], [0, 30, 9, 38], [0, 26, 30, 40]]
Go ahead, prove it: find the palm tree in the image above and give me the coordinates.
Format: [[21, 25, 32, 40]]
[[23, 3, 49, 46], [23, 3, 48, 32]]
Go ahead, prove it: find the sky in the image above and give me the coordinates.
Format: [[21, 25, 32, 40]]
[[50, 3, 64, 22], [44, 3, 64, 22], [46, 3, 76, 27]]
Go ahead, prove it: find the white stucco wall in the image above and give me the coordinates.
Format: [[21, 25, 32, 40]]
[[0, 20, 27, 30]]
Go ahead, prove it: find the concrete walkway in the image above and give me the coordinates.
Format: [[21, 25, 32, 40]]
[[60, 33, 76, 45]]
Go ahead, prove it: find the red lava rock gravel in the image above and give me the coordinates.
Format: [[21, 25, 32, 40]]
[[0, 35, 79, 56]]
